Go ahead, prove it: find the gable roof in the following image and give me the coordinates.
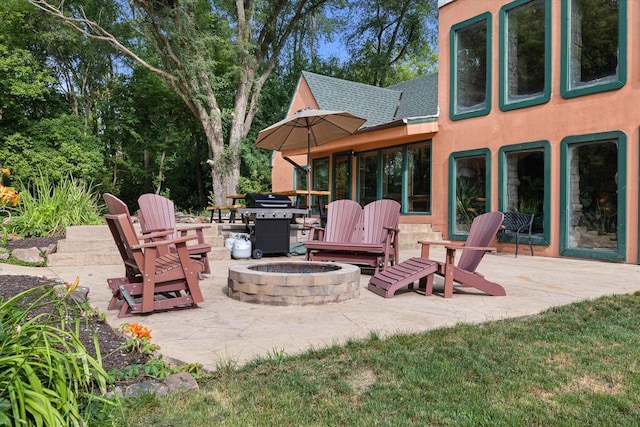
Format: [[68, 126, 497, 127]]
[[388, 73, 439, 118], [301, 71, 438, 128], [302, 71, 400, 127]]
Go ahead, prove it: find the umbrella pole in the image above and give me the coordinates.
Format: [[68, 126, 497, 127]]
[[306, 126, 312, 214]]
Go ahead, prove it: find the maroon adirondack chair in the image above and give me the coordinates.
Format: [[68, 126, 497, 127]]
[[307, 199, 400, 274], [104, 212, 204, 317], [306, 199, 363, 246], [137, 193, 212, 274], [369, 211, 505, 298]]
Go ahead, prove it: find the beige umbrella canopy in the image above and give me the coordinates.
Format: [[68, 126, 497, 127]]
[[255, 108, 366, 205]]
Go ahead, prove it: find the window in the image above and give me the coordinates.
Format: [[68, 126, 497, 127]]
[[382, 147, 403, 204], [560, 131, 627, 261], [358, 151, 379, 206], [332, 152, 352, 201], [561, 0, 626, 98], [357, 141, 432, 214], [450, 13, 492, 120], [407, 143, 431, 213], [499, 0, 551, 110], [498, 141, 551, 246], [449, 149, 491, 238], [312, 157, 329, 213]]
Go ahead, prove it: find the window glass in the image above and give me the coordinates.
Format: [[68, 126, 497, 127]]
[[563, 0, 623, 95], [504, 0, 547, 104], [505, 149, 544, 231], [454, 156, 487, 233], [407, 143, 431, 213], [332, 153, 351, 201], [357, 141, 432, 213], [567, 141, 618, 250], [358, 151, 378, 206], [382, 148, 402, 204], [313, 157, 329, 211], [452, 15, 490, 117], [294, 167, 307, 192]]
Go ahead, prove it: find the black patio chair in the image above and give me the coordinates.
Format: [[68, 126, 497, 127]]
[[501, 212, 535, 257]]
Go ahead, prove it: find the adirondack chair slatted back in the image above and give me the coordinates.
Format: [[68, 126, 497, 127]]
[[362, 199, 400, 244], [105, 213, 145, 276], [104, 193, 131, 216], [103, 194, 139, 268], [457, 211, 504, 273], [138, 194, 179, 238], [323, 199, 363, 242]]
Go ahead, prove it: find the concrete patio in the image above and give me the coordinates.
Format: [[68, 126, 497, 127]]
[[2, 247, 640, 372]]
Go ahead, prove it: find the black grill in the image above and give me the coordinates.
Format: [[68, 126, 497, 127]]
[[245, 193, 292, 209], [238, 196, 306, 258]]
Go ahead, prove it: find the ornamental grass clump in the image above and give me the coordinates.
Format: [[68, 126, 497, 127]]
[[0, 282, 114, 426], [7, 173, 103, 237]]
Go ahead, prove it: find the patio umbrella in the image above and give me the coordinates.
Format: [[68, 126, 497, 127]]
[[255, 108, 366, 207]]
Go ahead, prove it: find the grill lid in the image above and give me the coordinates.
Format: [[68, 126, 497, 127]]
[[245, 193, 292, 208]]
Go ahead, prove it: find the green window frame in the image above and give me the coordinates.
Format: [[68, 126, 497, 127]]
[[498, 141, 551, 246], [450, 13, 492, 120], [448, 149, 492, 240], [560, 0, 627, 98], [356, 141, 432, 214], [499, 0, 551, 111], [560, 131, 627, 261]]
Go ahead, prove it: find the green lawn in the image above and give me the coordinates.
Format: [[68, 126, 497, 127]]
[[99, 292, 640, 426]]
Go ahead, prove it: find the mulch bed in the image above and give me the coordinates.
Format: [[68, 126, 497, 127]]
[[0, 236, 150, 381]]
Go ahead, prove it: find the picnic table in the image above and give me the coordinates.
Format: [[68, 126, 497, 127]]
[[207, 194, 246, 223]]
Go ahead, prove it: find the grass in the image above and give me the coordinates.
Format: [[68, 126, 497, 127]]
[[94, 292, 640, 426]]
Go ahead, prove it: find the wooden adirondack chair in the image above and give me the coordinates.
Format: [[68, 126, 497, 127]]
[[137, 193, 212, 274], [306, 199, 400, 274], [306, 199, 362, 246], [369, 211, 505, 298], [104, 212, 204, 317]]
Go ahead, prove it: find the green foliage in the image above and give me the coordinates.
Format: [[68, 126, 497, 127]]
[[341, 0, 438, 86], [0, 284, 113, 426], [7, 174, 103, 237], [1, 115, 108, 187]]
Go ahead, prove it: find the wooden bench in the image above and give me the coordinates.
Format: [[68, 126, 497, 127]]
[[207, 205, 246, 223]]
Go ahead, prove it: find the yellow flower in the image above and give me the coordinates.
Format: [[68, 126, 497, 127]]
[[65, 276, 80, 292], [0, 168, 9, 176]]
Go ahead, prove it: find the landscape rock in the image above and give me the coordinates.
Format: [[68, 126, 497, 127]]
[[165, 372, 199, 392], [11, 247, 44, 264], [42, 243, 57, 256]]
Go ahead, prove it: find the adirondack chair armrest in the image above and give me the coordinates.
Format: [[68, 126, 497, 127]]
[[383, 226, 400, 233], [176, 223, 211, 243], [449, 245, 497, 253], [176, 223, 211, 232], [306, 224, 325, 241], [418, 240, 461, 258], [137, 229, 176, 241], [131, 235, 197, 250]]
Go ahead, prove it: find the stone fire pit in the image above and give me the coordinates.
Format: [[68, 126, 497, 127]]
[[227, 261, 360, 305]]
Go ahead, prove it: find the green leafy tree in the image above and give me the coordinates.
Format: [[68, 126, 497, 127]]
[[341, 0, 438, 87], [29, 0, 339, 205]]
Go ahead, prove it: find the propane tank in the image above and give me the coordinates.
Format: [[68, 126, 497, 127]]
[[232, 236, 252, 259]]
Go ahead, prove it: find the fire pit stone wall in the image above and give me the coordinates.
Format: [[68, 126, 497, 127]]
[[228, 261, 360, 305]]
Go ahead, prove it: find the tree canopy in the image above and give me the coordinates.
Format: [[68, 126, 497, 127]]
[[0, 0, 437, 210]]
